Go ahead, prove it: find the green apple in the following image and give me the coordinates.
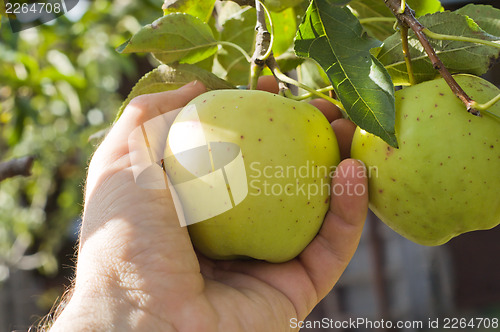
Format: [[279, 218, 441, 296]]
[[351, 74, 500, 246], [165, 89, 340, 262]]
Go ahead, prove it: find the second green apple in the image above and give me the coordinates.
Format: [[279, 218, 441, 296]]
[[351, 74, 500, 245]]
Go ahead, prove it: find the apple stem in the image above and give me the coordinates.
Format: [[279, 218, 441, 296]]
[[422, 29, 500, 50], [398, 0, 406, 14], [384, 0, 481, 116], [264, 56, 293, 95], [266, 57, 345, 109], [399, 25, 416, 86], [217, 41, 253, 63], [294, 86, 335, 101], [358, 17, 396, 25], [470, 93, 500, 120]]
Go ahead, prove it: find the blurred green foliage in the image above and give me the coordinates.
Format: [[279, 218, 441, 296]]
[[0, 0, 162, 278]]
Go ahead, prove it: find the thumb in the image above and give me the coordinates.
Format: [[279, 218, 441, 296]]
[[299, 158, 368, 300]]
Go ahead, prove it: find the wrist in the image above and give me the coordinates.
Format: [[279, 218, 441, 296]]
[[49, 277, 130, 331], [49, 254, 171, 332]]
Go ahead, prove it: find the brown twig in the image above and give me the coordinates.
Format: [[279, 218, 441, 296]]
[[251, 0, 271, 65], [249, 0, 273, 90], [248, 0, 291, 95], [384, 0, 480, 116], [0, 156, 35, 182]]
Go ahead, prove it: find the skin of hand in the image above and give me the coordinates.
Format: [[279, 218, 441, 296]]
[[49, 77, 368, 332]]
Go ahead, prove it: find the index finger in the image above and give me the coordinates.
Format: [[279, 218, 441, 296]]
[[86, 81, 207, 198], [99, 81, 207, 165]]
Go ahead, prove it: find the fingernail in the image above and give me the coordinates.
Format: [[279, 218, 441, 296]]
[[354, 159, 367, 174]]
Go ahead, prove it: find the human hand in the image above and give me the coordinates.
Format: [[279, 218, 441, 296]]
[[50, 78, 368, 332]]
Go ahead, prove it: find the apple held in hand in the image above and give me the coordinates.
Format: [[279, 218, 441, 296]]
[[351, 74, 500, 246], [165, 90, 340, 262]]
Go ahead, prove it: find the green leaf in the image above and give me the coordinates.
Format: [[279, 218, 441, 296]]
[[408, 0, 443, 17], [276, 52, 305, 73], [0, 4, 16, 20], [297, 59, 331, 92], [215, 5, 256, 85], [270, 7, 299, 56], [349, 0, 396, 41], [294, 0, 397, 147], [455, 4, 500, 37], [323, 0, 352, 5], [264, 0, 307, 12], [9, 97, 29, 146], [162, 0, 216, 23], [376, 12, 500, 85], [117, 13, 217, 65], [350, 0, 443, 18], [116, 64, 236, 120], [349, 0, 444, 41]]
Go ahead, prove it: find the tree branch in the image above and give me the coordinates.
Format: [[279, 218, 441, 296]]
[[384, 0, 479, 115], [251, 0, 271, 65], [0, 156, 35, 182], [249, 0, 272, 89]]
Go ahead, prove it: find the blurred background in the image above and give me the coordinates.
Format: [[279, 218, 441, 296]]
[[0, 0, 499, 331], [0, 0, 167, 330]]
